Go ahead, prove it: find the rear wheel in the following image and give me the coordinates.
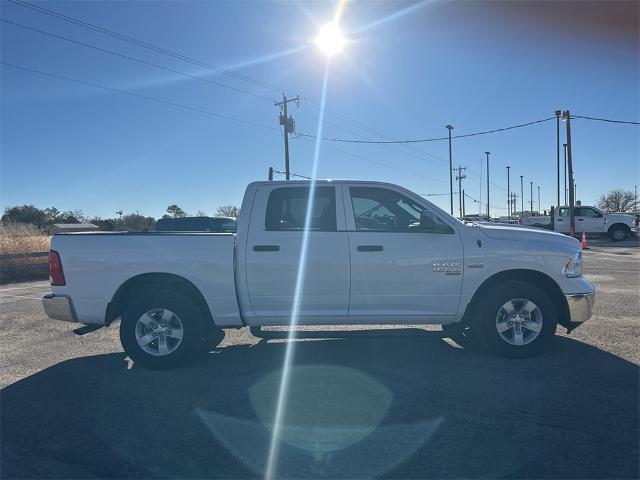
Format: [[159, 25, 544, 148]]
[[120, 290, 204, 369], [476, 281, 557, 358], [609, 225, 629, 241]]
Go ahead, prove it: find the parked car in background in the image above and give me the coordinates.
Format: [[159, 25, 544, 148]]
[[43, 180, 594, 369], [155, 216, 237, 233], [523, 206, 635, 241]]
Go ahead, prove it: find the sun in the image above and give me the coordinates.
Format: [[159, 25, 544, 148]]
[[315, 22, 346, 57]]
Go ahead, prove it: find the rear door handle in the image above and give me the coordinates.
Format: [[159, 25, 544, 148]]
[[357, 245, 383, 252], [253, 245, 280, 252], [578, 218, 584, 221]]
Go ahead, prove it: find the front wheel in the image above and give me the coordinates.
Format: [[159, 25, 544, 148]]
[[609, 225, 629, 242], [120, 290, 204, 369], [476, 281, 557, 358]]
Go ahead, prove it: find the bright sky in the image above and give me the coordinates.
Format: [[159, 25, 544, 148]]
[[2, 0, 639, 219]]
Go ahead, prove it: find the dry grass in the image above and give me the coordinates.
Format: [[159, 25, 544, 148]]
[[0, 223, 50, 255], [0, 224, 50, 283]]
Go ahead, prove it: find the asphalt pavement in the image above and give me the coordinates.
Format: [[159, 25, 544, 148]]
[[1, 243, 638, 479]]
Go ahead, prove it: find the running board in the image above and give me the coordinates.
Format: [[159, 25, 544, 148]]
[[249, 326, 447, 340], [72, 324, 105, 336]]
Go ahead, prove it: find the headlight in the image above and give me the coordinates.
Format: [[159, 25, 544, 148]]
[[562, 251, 583, 278]]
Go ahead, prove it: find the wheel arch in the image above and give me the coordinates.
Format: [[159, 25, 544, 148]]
[[607, 222, 631, 233], [106, 272, 214, 328], [462, 269, 570, 329]]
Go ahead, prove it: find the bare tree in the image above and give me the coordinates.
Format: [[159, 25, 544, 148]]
[[596, 189, 637, 213], [216, 205, 240, 218], [195, 210, 208, 217]]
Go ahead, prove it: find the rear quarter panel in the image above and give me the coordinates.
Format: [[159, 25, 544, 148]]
[[51, 233, 242, 326]]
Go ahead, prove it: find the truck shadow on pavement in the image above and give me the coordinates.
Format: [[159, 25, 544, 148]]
[[2, 331, 639, 479]]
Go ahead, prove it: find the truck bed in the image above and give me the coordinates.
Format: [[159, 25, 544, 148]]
[[50, 232, 242, 326]]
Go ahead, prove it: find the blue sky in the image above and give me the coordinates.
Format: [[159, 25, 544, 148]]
[[2, 0, 638, 219]]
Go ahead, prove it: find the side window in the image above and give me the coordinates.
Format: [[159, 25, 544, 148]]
[[265, 187, 337, 232], [350, 187, 452, 233], [559, 208, 570, 217]]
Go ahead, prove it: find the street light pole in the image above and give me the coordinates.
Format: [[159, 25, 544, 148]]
[[555, 110, 561, 209], [538, 186, 541, 214], [485, 152, 490, 218], [530, 181, 534, 213], [447, 125, 454, 215], [506, 166, 511, 218], [563, 143, 568, 205], [520, 175, 524, 215]]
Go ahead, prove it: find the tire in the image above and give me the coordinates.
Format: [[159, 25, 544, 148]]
[[120, 290, 204, 369], [609, 225, 629, 242], [475, 281, 557, 358]]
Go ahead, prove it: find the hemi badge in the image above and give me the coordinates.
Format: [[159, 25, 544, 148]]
[[468, 263, 484, 268]]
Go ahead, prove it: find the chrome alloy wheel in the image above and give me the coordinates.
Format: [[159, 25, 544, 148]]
[[495, 298, 543, 346], [135, 308, 184, 356]]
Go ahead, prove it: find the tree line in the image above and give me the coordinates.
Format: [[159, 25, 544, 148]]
[[1, 204, 240, 232]]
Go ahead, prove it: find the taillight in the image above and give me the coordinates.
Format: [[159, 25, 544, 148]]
[[49, 249, 66, 286]]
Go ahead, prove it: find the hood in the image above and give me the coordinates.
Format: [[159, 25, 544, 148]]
[[476, 223, 580, 247]]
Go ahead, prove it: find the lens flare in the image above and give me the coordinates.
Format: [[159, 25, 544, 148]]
[[264, 62, 331, 480]]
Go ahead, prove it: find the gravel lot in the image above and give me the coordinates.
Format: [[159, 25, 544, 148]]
[[1, 241, 638, 479]]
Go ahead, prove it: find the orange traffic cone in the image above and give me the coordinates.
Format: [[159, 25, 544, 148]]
[[581, 232, 588, 250]]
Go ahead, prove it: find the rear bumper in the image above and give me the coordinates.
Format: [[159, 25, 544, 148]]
[[565, 290, 595, 328], [42, 293, 79, 323]]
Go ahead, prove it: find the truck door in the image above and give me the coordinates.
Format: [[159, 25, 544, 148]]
[[244, 184, 350, 325], [343, 184, 464, 323], [575, 207, 606, 233], [555, 207, 571, 232]]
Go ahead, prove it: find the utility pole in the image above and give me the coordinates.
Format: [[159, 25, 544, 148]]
[[555, 110, 561, 209], [562, 110, 576, 235], [274, 94, 299, 180], [520, 175, 524, 215], [268, 166, 274, 181], [485, 152, 490, 218], [530, 181, 534, 213], [446, 125, 454, 215], [563, 143, 568, 205], [462, 189, 466, 217], [479, 158, 483, 216], [454, 166, 466, 218], [506, 166, 511, 217], [575, 184, 577, 203], [538, 186, 541, 214]]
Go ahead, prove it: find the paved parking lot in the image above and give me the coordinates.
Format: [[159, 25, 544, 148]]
[[1, 242, 639, 478]]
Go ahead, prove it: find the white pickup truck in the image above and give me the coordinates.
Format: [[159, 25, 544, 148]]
[[43, 180, 595, 369], [523, 205, 636, 241]]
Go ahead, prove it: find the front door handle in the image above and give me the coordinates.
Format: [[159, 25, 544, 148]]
[[253, 245, 280, 252], [357, 245, 383, 252], [578, 218, 584, 221]]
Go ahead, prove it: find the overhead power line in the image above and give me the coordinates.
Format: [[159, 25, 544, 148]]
[[7, 0, 292, 96], [0, 18, 274, 102], [572, 114, 639, 126], [0, 61, 279, 132], [297, 117, 555, 144]]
